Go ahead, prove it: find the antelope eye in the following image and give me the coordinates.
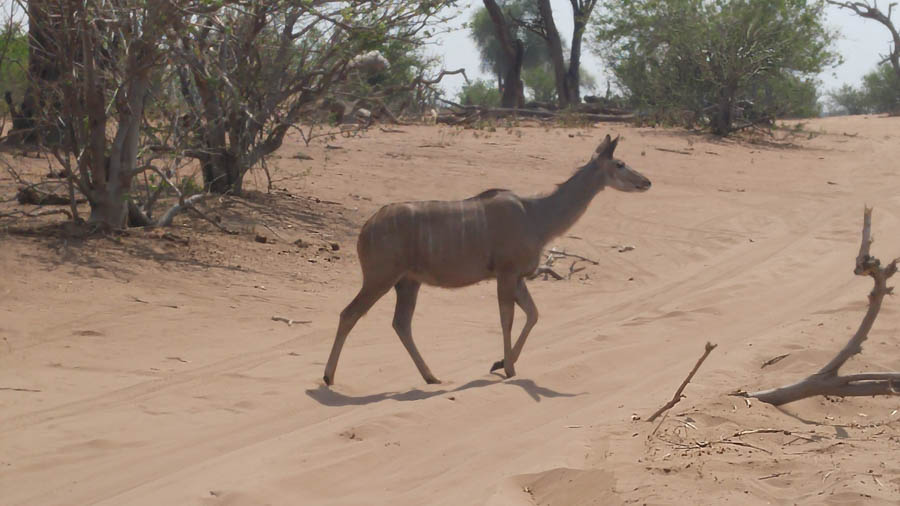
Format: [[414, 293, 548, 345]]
[[616, 161, 625, 168]]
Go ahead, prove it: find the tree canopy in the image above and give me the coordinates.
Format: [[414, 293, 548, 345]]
[[595, 0, 838, 134], [469, 0, 549, 88]]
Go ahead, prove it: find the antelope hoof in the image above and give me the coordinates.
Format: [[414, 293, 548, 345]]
[[425, 376, 442, 385], [323, 374, 333, 386], [504, 365, 516, 379], [490, 359, 504, 372]]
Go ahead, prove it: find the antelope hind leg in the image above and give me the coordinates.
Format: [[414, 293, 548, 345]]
[[491, 278, 538, 373], [495, 273, 518, 378], [393, 278, 441, 384]]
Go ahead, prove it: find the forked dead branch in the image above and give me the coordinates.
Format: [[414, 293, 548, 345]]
[[744, 208, 900, 405]]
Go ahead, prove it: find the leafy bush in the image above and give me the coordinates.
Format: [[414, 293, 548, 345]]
[[861, 64, 900, 114], [523, 65, 556, 103], [457, 79, 501, 107], [829, 84, 871, 115], [829, 65, 900, 115]]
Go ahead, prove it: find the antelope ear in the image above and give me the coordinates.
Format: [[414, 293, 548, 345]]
[[594, 134, 619, 160], [591, 135, 611, 161]]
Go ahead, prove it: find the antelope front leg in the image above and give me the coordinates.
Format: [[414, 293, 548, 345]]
[[496, 273, 518, 379], [491, 278, 538, 373]]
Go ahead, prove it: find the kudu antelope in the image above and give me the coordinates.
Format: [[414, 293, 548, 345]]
[[323, 135, 651, 385]]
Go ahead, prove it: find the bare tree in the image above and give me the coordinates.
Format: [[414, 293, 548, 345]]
[[20, 0, 177, 228], [482, 0, 525, 108], [744, 208, 900, 405], [171, 1, 457, 195], [827, 1, 900, 83]]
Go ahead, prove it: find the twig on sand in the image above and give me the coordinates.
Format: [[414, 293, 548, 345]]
[[655, 147, 692, 155], [567, 260, 586, 279], [0, 387, 41, 393], [548, 248, 600, 265], [761, 353, 789, 368], [661, 437, 772, 454], [650, 410, 669, 437], [732, 428, 790, 437], [759, 472, 790, 480], [647, 342, 718, 422], [532, 266, 564, 280], [272, 316, 312, 327], [530, 248, 598, 281]]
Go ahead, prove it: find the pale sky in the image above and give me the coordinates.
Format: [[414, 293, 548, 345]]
[[427, 1, 891, 99]]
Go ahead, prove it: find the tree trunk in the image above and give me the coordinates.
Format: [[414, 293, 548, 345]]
[[537, 1, 597, 108], [483, 0, 524, 108], [501, 40, 525, 108], [88, 180, 130, 228], [202, 151, 244, 195], [83, 40, 152, 229], [537, 0, 570, 108], [711, 84, 737, 135], [565, 19, 586, 105], [17, 0, 62, 144]]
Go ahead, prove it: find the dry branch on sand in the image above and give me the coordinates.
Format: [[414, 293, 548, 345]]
[[647, 342, 717, 422], [528, 248, 600, 281], [743, 208, 900, 405], [272, 316, 312, 327], [16, 186, 84, 206]]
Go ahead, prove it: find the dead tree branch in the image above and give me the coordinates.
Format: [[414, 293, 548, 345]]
[[647, 341, 718, 422], [745, 207, 900, 405], [826, 1, 900, 79], [156, 193, 212, 227], [0, 208, 72, 220]]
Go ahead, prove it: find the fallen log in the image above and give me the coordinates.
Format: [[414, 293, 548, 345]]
[[436, 106, 634, 125]]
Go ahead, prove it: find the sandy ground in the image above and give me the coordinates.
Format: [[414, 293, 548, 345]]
[[2, 116, 900, 505]]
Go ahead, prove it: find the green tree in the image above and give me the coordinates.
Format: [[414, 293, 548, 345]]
[[861, 64, 900, 113], [596, 0, 838, 134], [531, 0, 600, 107], [829, 84, 870, 115], [470, 1, 548, 89], [479, 0, 526, 107], [828, 65, 900, 115], [522, 64, 557, 102], [473, 0, 600, 108], [457, 79, 502, 106]]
